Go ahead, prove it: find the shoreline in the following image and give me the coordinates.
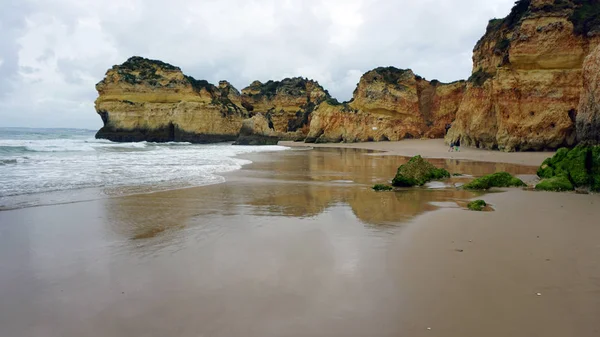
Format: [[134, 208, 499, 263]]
[[279, 139, 555, 167], [1, 143, 599, 336]]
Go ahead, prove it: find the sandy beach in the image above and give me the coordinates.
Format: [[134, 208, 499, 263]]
[[0, 143, 598, 337], [280, 139, 556, 167]]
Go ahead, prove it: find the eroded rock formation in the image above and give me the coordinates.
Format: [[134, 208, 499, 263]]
[[94, 1, 600, 150], [240, 78, 331, 141], [446, 0, 600, 151], [95, 57, 249, 142], [305, 68, 466, 143]]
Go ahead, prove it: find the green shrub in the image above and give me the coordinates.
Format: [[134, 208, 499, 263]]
[[467, 200, 487, 211], [495, 38, 511, 54], [463, 172, 526, 190], [468, 68, 494, 87], [392, 155, 450, 187], [535, 175, 574, 192], [570, 0, 600, 36], [372, 184, 393, 191]]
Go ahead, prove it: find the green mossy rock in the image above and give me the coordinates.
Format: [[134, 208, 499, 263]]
[[536, 164, 554, 179], [536, 145, 600, 192], [535, 175, 574, 192], [592, 147, 600, 192], [463, 172, 526, 190], [391, 156, 450, 187], [467, 200, 487, 211], [372, 184, 393, 191]]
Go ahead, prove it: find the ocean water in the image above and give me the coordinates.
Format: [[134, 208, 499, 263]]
[[0, 127, 287, 210]]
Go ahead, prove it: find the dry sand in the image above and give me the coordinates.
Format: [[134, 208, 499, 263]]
[[280, 139, 555, 167]]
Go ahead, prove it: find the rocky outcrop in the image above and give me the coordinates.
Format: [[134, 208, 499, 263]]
[[95, 1, 600, 149], [233, 114, 279, 145], [536, 145, 600, 192], [240, 78, 330, 141], [576, 43, 600, 144], [306, 68, 466, 143], [95, 57, 249, 142], [447, 0, 600, 151]]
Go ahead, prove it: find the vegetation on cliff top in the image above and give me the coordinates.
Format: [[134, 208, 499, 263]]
[[570, 0, 600, 36], [483, 0, 600, 40], [392, 156, 450, 187], [369, 67, 413, 90], [119, 56, 180, 72], [463, 172, 526, 190], [245, 77, 328, 101], [468, 68, 494, 87], [536, 145, 600, 192]]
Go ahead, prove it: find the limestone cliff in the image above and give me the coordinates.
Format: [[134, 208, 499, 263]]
[[95, 56, 248, 142], [447, 0, 600, 151], [240, 78, 331, 140], [577, 43, 600, 144], [306, 67, 466, 143]]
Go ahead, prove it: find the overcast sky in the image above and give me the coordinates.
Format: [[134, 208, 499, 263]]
[[0, 0, 515, 129]]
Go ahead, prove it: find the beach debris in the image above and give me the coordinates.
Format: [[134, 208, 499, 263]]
[[463, 172, 526, 190], [392, 155, 450, 187], [467, 199, 487, 211], [427, 327, 432, 330], [455, 249, 464, 252], [372, 184, 393, 191], [536, 293, 542, 296]]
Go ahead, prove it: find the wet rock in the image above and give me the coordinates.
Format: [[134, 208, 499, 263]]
[[467, 199, 487, 211], [391, 155, 450, 187], [463, 172, 526, 190]]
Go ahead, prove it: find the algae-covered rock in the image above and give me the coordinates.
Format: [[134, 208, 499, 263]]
[[467, 200, 487, 211], [391, 156, 450, 187], [536, 145, 600, 192], [372, 184, 393, 192], [592, 147, 600, 192], [463, 172, 526, 190], [535, 175, 574, 192]]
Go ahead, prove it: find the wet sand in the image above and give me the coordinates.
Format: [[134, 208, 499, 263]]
[[1, 147, 599, 337], [280, 139, 555, 166]]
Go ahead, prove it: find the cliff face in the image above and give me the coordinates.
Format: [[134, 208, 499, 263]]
[[577, 43, 600, 144], [447, 0, 600, 151], [240, 78, 330, 140], [95, 1, 600, 148], [95, 57, 249, 142], [306, 67, 465, 143]]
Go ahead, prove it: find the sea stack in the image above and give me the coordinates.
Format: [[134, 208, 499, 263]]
[[94, 56, 249, 143]]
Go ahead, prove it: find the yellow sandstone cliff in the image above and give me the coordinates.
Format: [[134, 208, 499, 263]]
[[306, 68, 465, 143], [240, 78, 330, 140], [446, 0, 600, 151], [95, 57, 249, 142], [95, 1, 600, 150], [577, 43, 600, 144]]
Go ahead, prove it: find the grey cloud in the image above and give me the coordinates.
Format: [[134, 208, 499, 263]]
[[0, 1, 31, 97], [0, 0, 516, 128]]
